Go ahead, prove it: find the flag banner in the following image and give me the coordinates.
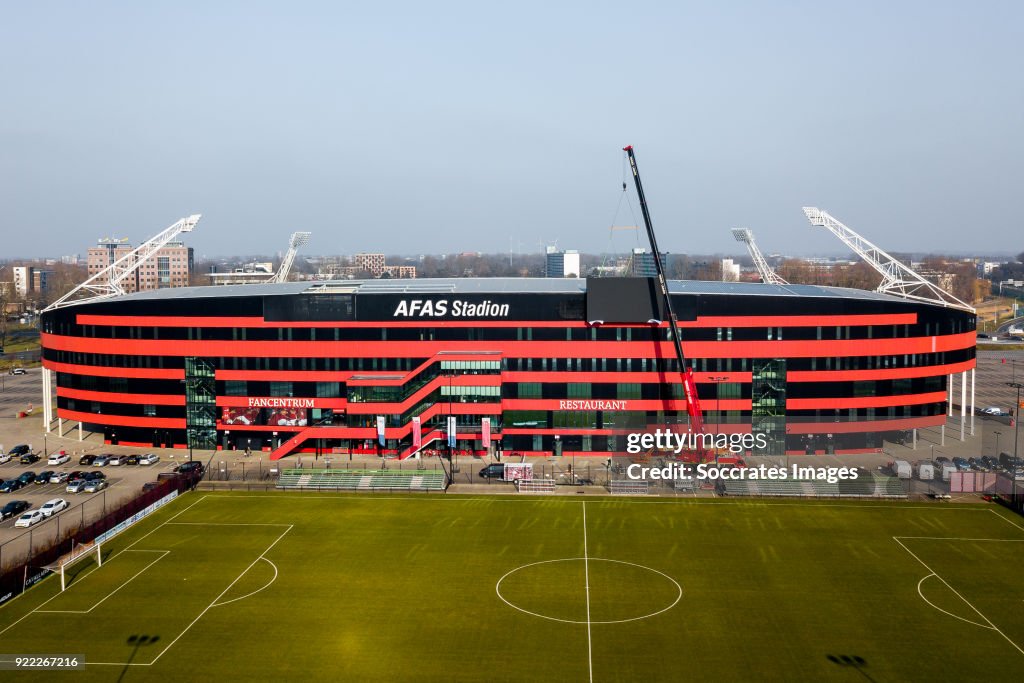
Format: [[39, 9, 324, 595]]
[[376, 416, 386, 446], [412, 416, 422, 448], [447, 416, 457, 448], [481, 418, 491, 448]]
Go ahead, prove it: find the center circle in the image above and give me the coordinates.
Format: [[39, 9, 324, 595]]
[[495, 557, 682, 624]]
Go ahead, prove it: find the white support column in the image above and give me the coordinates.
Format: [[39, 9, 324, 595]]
[[79, 422, 83, 441], [960, 370, 967, 440], [913, 429, 917, 449], [941, 424, 945, 446], [58, 418, 63, 438], [970, 368, 976, 436], [947, 374, 953, 416], [42, 367, 51, 432]]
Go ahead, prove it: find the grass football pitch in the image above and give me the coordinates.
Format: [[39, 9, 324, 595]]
[[1, 492, 1023, 682]]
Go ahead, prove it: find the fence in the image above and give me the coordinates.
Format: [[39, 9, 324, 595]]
[[0, 470, 202, 607]]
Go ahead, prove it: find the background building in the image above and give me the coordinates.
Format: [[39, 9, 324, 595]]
[[12, 266, 32, 297], [87, 238, 193, 292], [545, 247, 580, 278]]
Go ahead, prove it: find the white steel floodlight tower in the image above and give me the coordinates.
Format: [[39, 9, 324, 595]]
[[43, 214, 202, 312], [731, 228, 788, 285], [801, 208, 974, 312], [271, 231, 312, 284]]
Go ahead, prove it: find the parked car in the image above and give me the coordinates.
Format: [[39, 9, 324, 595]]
[[479, 463, 505, 479], [0, 479, 25, 493], [83, 479, 108, 493], [0, 453, 8, 465], [39, 498, 69, 517], [35, 470, 55, 484], [84, 471, 107, 481], [175, 461, 203, 474], [47, 452, 71, 466], [138, 454, 159, 466], [19, 452, 40, 465], [142, 481, 160, 492], [124, 454, 140, 466], [981, 456, 1000, 470], [92, 455, 110, 467], [952, 457, 971, 471], [9, 367, 25, 375], [65, 480, 87, 494], [78, 454, 97, 466], [982, 406, 1008, 416], [107, 455, 124, 466], [14, 510, 44, 528], [935, 456, 951, 466], [6, 445, 30, 460], [16, 472, 37, 485], [0, 500, 30, 520], [49, 472, 70, 484]]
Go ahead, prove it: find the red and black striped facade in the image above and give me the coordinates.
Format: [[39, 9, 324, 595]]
[[39, 278, 976, 459]]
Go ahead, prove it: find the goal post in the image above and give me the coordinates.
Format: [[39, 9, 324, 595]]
[[47, 541, 102, 592]]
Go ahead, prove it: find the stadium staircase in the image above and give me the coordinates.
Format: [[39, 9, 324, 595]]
[[276, 469, 447, 492]]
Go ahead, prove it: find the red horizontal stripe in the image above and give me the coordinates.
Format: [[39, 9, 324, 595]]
[[503, 371, 753, 384], [56, 386, 184, 406], [787, 414, 946, 434], [786, 391, 946, 410], [787, 359, 975, 382], [43, 360, 184, 380], [41, 332, 976, 360], [56, 408, 185, 429], [74, 313, 918, 329]]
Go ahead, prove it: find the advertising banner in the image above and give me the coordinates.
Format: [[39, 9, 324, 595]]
[[481, 418, 491, 448], [412, 416, 422, 448], [447, 416, 457, 448], [376, 416, 386, 446]]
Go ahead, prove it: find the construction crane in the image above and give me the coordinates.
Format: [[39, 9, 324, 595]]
[[802, 208, 974, 312], [271, 231, 312, 284], [623, 146, 707, 458], [44, 214, 201, 312], [731, 228, 788, 285]]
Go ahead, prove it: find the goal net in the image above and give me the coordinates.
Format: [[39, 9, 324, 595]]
[[45, 541, 102, 592]]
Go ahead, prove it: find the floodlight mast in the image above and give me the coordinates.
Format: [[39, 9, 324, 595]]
[[44, 214, 201, 312], [802, 207, 974, 312], [623, 146, 706, 450], [731, 228, 788, 285], [272, 231, 312, 283]]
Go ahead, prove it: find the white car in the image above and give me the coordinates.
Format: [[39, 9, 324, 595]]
[[138, 453, 160, 466], [107, 455, 123, 466], [47, 453, 71, 466], [66, 480, 87, 494], [49, 472, 70, 484], [0, 453, 10, 465], [39, 498, 69, 517], [14, 510, 44, 528], [83, 479, 108, 493], [983, 407, 1007, 416]]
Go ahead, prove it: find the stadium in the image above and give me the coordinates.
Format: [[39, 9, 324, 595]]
[[38, 276, 977, 461]]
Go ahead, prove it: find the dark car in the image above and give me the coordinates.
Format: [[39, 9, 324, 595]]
[[1, 500, 30, 520], [981, 456, 1000, 470], [141, 481, 160, 492], [935, 456, 951, 466], [952, 457, 971, 472], [0, 479, 25, 493], [66, 471, 86, 482], [84, 471, 106, 481], [7, 444, 30, 458], [124, 454, 140, 466], [19, 452, 40, 465], [35, 470, 55, 484], [78, 454, 97, 466], [175, 461, 204, 475], [17, 472, 37, 485], [479, 464, 505, 479]]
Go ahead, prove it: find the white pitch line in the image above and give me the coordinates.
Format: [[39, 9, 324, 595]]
[[121, 494, 210, 552], [989, 507, 1024, 533], [582, 502, 593, 683], [916, 574, 992, 630], [146, 524, 293, 666], [894, 536, 1024, 657], [894, 536, 1024, 542]]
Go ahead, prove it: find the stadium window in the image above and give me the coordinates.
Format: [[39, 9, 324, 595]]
[[767, 327, 773, 341], [144, 405, 156, 417]]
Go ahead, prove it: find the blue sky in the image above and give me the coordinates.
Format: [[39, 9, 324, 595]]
[[2, 1, 1021, 258]]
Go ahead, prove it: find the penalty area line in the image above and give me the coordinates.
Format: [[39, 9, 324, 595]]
[[894, 536, 1024, 657]]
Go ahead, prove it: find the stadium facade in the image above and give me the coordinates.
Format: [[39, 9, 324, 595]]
[[39, 278, 976, 459]]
